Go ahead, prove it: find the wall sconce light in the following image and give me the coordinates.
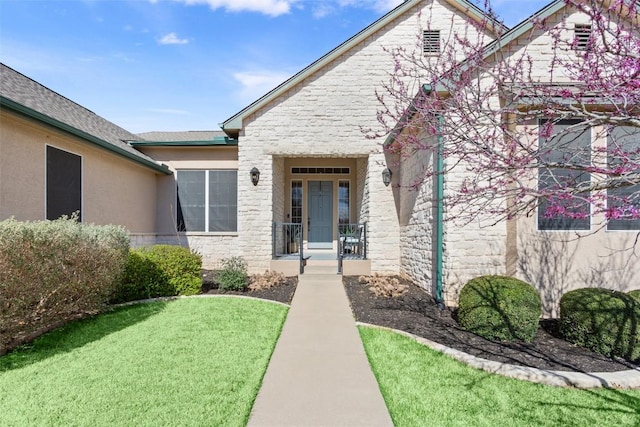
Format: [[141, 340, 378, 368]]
[[382, 167, 392, 187], [250, 167, 260, 186]]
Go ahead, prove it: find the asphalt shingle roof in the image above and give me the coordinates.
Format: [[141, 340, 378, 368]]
[[0, 63, 168, 172]]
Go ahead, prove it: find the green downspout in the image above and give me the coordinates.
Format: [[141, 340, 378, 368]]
[[435, 115, 445, 309]]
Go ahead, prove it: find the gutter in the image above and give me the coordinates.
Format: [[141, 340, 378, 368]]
[[129, 137, 238, 147], [0, 96, 172, 175]]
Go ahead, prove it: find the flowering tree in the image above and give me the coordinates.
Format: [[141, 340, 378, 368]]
[[372, 0, 640, 232]]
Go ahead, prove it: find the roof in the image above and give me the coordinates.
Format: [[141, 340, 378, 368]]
[[220, 0, 508, 136], [133, 130, 238, 146], [386, 0, 568, 147], [471, 0, 566, 67], [0, 63, 171, 175]]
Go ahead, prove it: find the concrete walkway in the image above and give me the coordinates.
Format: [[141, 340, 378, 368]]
[[248, 265, 394, 427]]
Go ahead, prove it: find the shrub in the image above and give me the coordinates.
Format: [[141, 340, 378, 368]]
[[360, 274, 408, 298], [0, 217, 129, 355], [141, 245, 202, 296], [629, 289, 640, 303], [248, 270, 286, 291], [110, 250, 173, 303], [457, 275, 541, 342], [560, 288, 640, 361], [112, 245, 202, 302], [217, 257, 248, 291]]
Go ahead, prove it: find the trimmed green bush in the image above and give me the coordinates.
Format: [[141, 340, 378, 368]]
[[110, 250, 173, 303], [560, 288, 640, 361], [112, 245, 202, 303], [0, 217, 129, 355], [140, 245, 202, 296], [629, 289, 640, 303], [217, 257, 248, 291], [457, 275, 541, 342]]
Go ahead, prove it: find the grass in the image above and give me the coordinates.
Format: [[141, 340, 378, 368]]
[[359, 326, 640, 427], [0, 297, 288, 426]]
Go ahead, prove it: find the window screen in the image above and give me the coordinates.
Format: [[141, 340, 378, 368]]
[[538, 120, 591, 230], [46, 146, 81, 221], [176, 170, 237, 232], [208, 170, 237, 232]]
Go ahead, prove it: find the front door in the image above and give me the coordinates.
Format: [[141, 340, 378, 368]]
[[308, 181, 333, 249]]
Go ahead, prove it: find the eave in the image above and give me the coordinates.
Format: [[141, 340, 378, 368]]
[[221, 0, 508, 135], [129, 137, 238, 147], [1, 96, 172, 175]]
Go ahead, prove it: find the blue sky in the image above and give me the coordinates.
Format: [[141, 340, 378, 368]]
[[0, 0, 547, 133]]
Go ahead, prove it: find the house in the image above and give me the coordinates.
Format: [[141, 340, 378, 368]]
[[1, 0, 638, 316], [0, 63, 171, 232]]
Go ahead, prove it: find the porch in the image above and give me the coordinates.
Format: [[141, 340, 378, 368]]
[[271, 222, 370, 275], [269, 155, 371, 275]]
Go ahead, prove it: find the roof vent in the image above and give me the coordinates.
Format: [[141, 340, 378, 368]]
[[423, 30, 441, 55], [574, 24, 592, 51]]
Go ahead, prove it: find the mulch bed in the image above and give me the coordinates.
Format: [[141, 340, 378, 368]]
[[200, 270, 298, 305], [344, 276, 639, 373]]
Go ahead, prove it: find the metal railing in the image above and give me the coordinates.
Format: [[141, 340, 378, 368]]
[[272, 222, 304, 274], [337, 222, 367, 274]]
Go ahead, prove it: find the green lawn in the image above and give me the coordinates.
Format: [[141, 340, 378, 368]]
[[359, 326, 640, 427], [0, 297, 288, 426]]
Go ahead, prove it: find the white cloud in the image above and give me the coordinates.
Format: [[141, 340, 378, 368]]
[[335, 0, 403, 14], [165, 0, 299, 17], [158, 32, 189, 45], [233, 69, 293, 101], [309, 0, 402, 18]]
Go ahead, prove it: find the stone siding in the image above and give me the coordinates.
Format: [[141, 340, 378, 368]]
[[235, 0, 490, 273], [130, 233, 240, 269]]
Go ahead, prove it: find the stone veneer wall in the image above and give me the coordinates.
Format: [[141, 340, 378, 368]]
[[396, 136, 436, 294], [234, 0, 489, 274], [130, 233, 240, 269]]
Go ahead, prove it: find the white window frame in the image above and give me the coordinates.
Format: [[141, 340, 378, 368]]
[[176, 169, 237, 233]]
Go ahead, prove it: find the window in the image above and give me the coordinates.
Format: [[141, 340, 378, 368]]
[[607, 126, 640, 230], [46, 145, 81, 221], [538, 120, 591, 230], [291, 180, 302, 224], [176, 170, 237, 232], [423, 30, 440, 55], [339, 181, 350, 225], [574, 24, 592, 51]]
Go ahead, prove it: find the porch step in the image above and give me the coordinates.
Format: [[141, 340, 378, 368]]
[[303, 264, 338, 275]]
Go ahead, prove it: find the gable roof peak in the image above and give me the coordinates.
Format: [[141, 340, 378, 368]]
[[220, 0, 509, 136]]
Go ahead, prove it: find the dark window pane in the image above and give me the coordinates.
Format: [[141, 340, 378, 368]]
[[177, 171, 205, 231], [538, 120, 591, 230], [291, 180, 303, 224], [339, 181, 350, 224], [209, 170, 237, 232], [608, 126, 640, 230], [46, 146, 81, 221]]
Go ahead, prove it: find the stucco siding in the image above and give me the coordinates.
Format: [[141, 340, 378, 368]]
[[135, 145, 241, 266], [0, 110, 157, 233], [500, 8, 640, 315]]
